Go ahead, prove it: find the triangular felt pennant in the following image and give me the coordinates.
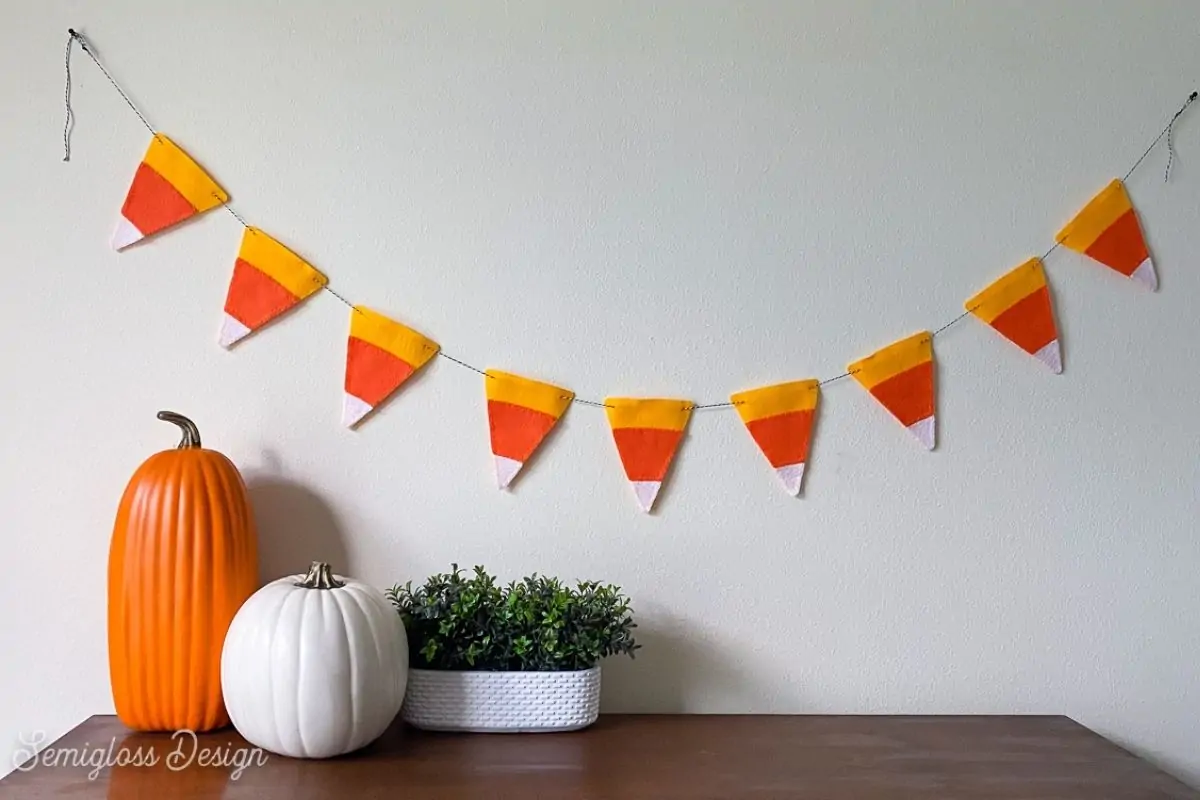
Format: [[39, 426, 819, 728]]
[[342, 307, 439, 428], [730, 379, 819, 497], [485, 371, 574, 488], [219, 228, 327, 348], [604, 398, 692, 513], [848, 332, 936, 450], [112, 135, 227, 251], [1056, 179, 1156, 290], [966, 257, 1062, 373]]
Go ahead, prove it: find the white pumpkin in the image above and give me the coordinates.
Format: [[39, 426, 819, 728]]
[[220, 561, 408, 759]]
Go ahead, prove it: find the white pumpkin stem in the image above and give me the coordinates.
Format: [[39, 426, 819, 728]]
[[296, 561, 345, 590]]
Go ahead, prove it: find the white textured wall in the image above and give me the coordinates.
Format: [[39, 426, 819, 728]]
[[3, 0, 1199, 785]]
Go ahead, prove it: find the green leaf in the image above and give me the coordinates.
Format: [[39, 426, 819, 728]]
[[390, 564, 637, 671]]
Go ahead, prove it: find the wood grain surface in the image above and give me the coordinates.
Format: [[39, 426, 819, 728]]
[[1, 714, 1195, 799]]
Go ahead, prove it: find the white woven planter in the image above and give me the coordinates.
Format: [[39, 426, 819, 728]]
[[402, 666, 601, 733]]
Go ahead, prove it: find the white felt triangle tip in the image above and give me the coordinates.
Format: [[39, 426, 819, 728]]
[[111, 216, 144, 251], [494, 456, 524, 489], [1130, 258, 1157, 291], [775, 463, 806, 497], [1034, 339, 1063, 374], [217, 314, 252, 349], [908, 416, 936, 451], [631, 481, 662, 513], [341, 394, 373, 428]]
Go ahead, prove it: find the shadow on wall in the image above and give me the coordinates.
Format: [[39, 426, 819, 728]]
[[599, 620, 745, 713], [245, 477, 349, 588]]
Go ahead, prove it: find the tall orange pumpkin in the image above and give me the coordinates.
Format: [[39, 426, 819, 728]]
[[108, 411, 258, 732]]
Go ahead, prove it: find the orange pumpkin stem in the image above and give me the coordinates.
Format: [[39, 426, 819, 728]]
[[156, 410, 202, 448]]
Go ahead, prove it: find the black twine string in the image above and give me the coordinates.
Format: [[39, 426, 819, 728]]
[[64, 29, 156, 138], [1124, 91, 1197, 183], [573, 398, 614, 408], [1166, 124, 1177, 182], [219, 197, 251, 228], [819, 372, 852, 386], [322, 285, 358, 311], [437, 351, 490, 377], [59, 29, 1196, 410], [931, 310, 972, 338], [62, 34, 75, 161], [1164, 92, 1196, 182]]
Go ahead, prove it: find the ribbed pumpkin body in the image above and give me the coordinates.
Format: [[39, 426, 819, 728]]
[[221, 564, 408, 759], [108, 433, 258, 733]]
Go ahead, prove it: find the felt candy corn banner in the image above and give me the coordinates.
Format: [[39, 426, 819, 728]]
[[66, 29, 1197, 512], [1057, 179, 1157, 290], [967, 258, 1062, 373], [605, 399, 692, 512], [849, 333, 937, 450], [113, 135, 226, 250], [485, 371, 574, 488], [731, 380, 819, 496], [343, 307, 439, 427], [219, 228, 327, 348]]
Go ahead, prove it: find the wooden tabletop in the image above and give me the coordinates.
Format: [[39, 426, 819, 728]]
[[1, 714, 1195, 799]]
